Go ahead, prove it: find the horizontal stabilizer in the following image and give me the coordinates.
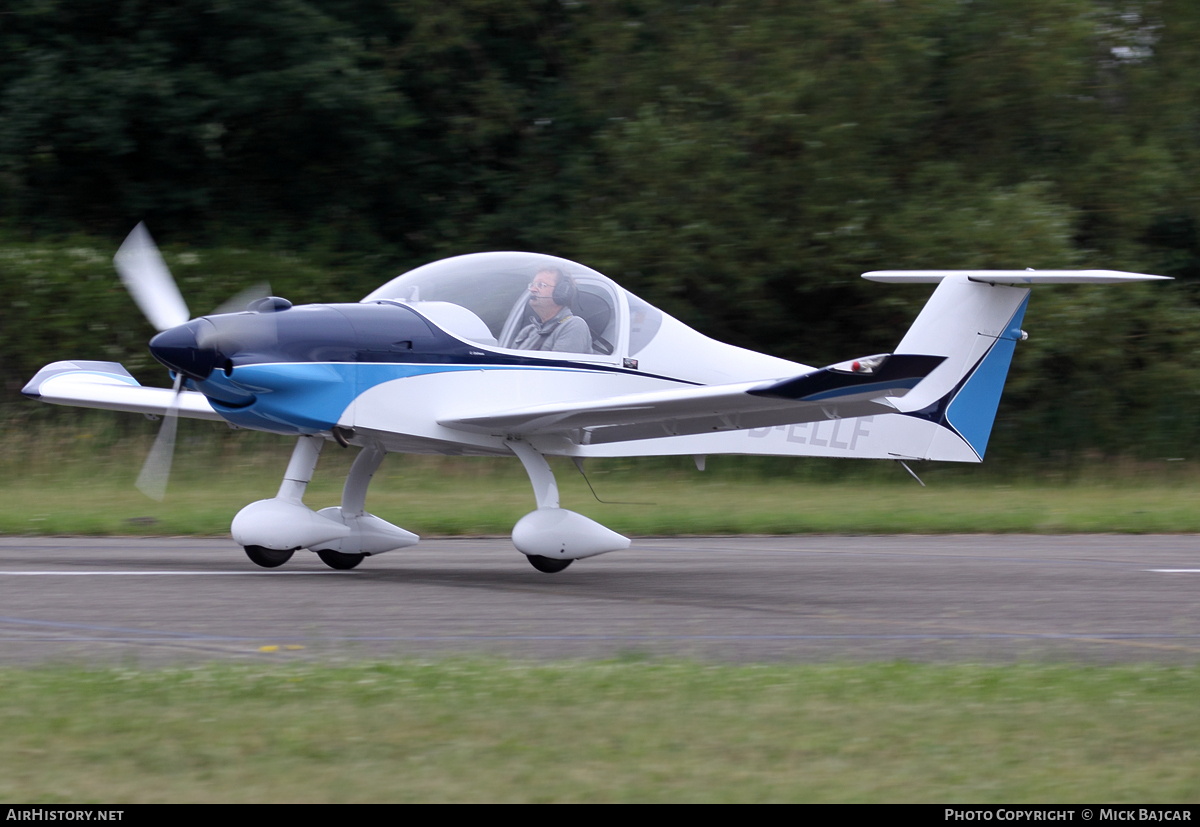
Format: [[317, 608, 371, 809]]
[[22, 361, 222, 421], [863, 269, 1170, 284], [870, 269, 1166, 461]]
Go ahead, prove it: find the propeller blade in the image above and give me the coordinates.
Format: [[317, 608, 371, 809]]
[[114, 223, 190, 332], [136, 373, 183, 501]]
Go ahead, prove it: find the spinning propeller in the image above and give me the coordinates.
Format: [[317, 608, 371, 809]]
[[114, 223, 270, 500], [113, 223, 191, 332]]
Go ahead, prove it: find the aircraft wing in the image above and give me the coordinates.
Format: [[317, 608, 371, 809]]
[[440, 354, 944, 445], [22, 361, 223, 421]]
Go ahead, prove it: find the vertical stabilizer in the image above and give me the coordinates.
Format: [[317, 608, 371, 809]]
[[889, 275, 1030, 460]]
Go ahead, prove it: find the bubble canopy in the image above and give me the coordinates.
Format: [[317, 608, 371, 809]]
[[362, 252, 662, 358]]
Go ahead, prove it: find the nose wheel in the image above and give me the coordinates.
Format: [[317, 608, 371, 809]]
[[527, 555, 573, 573], [244, 545, 295, 568]]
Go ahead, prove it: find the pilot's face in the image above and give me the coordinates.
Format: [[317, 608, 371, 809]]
[[529, 271, 559, 308]]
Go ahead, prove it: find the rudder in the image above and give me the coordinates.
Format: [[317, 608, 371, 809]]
[[887, 275, 1030, 460]]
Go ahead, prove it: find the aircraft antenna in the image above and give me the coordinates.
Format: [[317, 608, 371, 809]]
[[571, 458, 654, 505], [896, 460, 926, 487]]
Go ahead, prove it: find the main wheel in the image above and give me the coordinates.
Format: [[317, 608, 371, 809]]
[[245, 545, 295, 568], [316, 549, 366, 570], [527, 555, 573, 573]]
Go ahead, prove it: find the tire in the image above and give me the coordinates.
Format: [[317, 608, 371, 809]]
[[527, 555, 573, 573], [244, 545, 295, 568], [316, 549, 366, 570]]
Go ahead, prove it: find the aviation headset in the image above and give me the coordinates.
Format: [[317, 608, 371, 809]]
[[541, 267, 578, 308]]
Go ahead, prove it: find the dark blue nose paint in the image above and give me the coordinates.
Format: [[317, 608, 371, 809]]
[[148, 319, 222, 381]]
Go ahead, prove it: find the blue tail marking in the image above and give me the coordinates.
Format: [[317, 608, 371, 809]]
[[943, 293, 1029, 458], [902, 293, 1029, 460]]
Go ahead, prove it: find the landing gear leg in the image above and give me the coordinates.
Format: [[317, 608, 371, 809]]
[[277, 435, 324, 504], [240, 435, 325, 569], [507, 439, 628, 572], [312, 444, 386, 570], [341, 444, 386, 517]]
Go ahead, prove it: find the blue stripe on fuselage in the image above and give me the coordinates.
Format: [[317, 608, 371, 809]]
[[209, 362, 608, 434]]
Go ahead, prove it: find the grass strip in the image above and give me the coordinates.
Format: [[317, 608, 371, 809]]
[[0, 660, 1197, 803], [6, 464, 1200, 536], [6, 418, 1200, 535]]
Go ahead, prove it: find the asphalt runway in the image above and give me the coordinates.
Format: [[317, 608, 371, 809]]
[[0, 534, 1197, 664]]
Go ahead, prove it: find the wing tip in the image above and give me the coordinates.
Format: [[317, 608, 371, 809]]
[[23, 360, 140, 399]]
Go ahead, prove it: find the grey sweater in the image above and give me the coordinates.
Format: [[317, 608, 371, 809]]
[[511, 307, 593, 353]]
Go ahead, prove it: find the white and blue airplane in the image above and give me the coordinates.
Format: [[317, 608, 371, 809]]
[[22, 224, 1168, 572]]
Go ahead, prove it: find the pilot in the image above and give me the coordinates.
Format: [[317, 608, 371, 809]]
[[511, 267, 592, 353]]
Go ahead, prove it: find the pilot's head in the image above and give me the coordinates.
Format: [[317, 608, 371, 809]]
[[529, 267, 574, 311]]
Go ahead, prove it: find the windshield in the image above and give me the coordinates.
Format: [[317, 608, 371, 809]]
[[363, 252, 634, 356]]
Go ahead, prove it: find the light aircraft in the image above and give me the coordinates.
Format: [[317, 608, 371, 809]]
[[22, 224, 1168, 572]]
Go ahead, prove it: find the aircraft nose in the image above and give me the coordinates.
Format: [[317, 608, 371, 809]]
[[148, 319, 222, 380]]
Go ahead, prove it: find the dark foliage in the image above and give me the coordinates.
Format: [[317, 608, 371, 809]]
[[4, 1, 1200, 457]]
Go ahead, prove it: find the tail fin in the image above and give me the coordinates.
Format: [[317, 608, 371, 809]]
[[864, 270, 1169, 461]]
